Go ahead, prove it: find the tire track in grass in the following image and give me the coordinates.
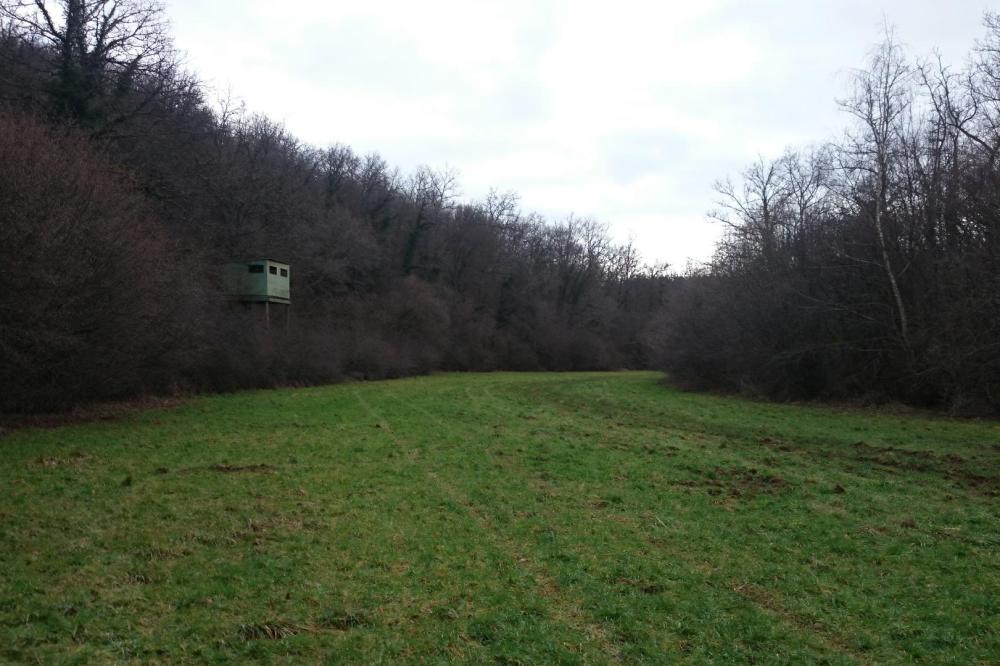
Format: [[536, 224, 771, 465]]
[[444, 377, 871, 664], [483, 378, 875, 665], [726, 581, 871, 665], [368, 376, 872, 664], [352, 384, 624, 664]]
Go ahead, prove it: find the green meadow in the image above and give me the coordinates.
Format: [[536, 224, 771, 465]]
[[1, 372, 998, 664]]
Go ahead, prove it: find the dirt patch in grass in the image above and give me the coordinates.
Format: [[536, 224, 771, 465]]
[[954, 470, 1000, 497], [211, 463, 277, 473], [852, 441, 937, 472], [176, 463, 278, 475], [851, 442, 999, 495], [675, 467, 789, 498], [757, 436, 999, 493]]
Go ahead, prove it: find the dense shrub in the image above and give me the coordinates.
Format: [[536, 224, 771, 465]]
[[0, 114, 197, 410]]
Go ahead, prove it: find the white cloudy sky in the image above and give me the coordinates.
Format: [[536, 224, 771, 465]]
[[167, 0, 989, 268]]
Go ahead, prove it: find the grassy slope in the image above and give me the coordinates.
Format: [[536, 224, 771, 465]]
[[1, 372, 998, 664]]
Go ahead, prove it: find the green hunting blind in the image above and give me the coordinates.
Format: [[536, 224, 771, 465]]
[[224, 259, 290, 304], [223, 260, 291, 330]]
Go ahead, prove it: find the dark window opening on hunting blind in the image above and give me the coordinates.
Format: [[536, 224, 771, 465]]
[[248, 264, 264, 274], [269, 266, 277, 275], [280, 268, 288, 277]]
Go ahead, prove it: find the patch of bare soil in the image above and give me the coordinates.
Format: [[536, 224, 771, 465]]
[[209, 463, 277, 473], [174, 463, 278, 475], [674, 467, 789, 498], [851, 442, 999, 496]]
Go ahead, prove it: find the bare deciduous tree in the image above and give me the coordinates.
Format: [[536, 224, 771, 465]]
[[838, 30, 913, 354], [0, 0, 180, 126]]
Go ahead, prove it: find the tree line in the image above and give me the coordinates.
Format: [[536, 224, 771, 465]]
[[661, 23, 1000, 413], [3, 1, 998, 415], [0, 0, 671, 412]]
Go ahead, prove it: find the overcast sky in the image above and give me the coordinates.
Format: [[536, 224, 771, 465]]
[[168, 0, 989, 268]]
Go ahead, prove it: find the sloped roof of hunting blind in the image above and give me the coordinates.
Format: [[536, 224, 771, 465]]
[[223, 259, 290, 304]]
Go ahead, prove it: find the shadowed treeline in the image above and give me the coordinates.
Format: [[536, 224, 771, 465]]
[[661, 23, 1000, 413]]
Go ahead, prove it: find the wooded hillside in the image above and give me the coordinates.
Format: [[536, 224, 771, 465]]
[[0, 0, 671, 412]]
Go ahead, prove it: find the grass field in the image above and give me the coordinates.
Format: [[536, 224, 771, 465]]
[[1, 372, 998, 664]]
